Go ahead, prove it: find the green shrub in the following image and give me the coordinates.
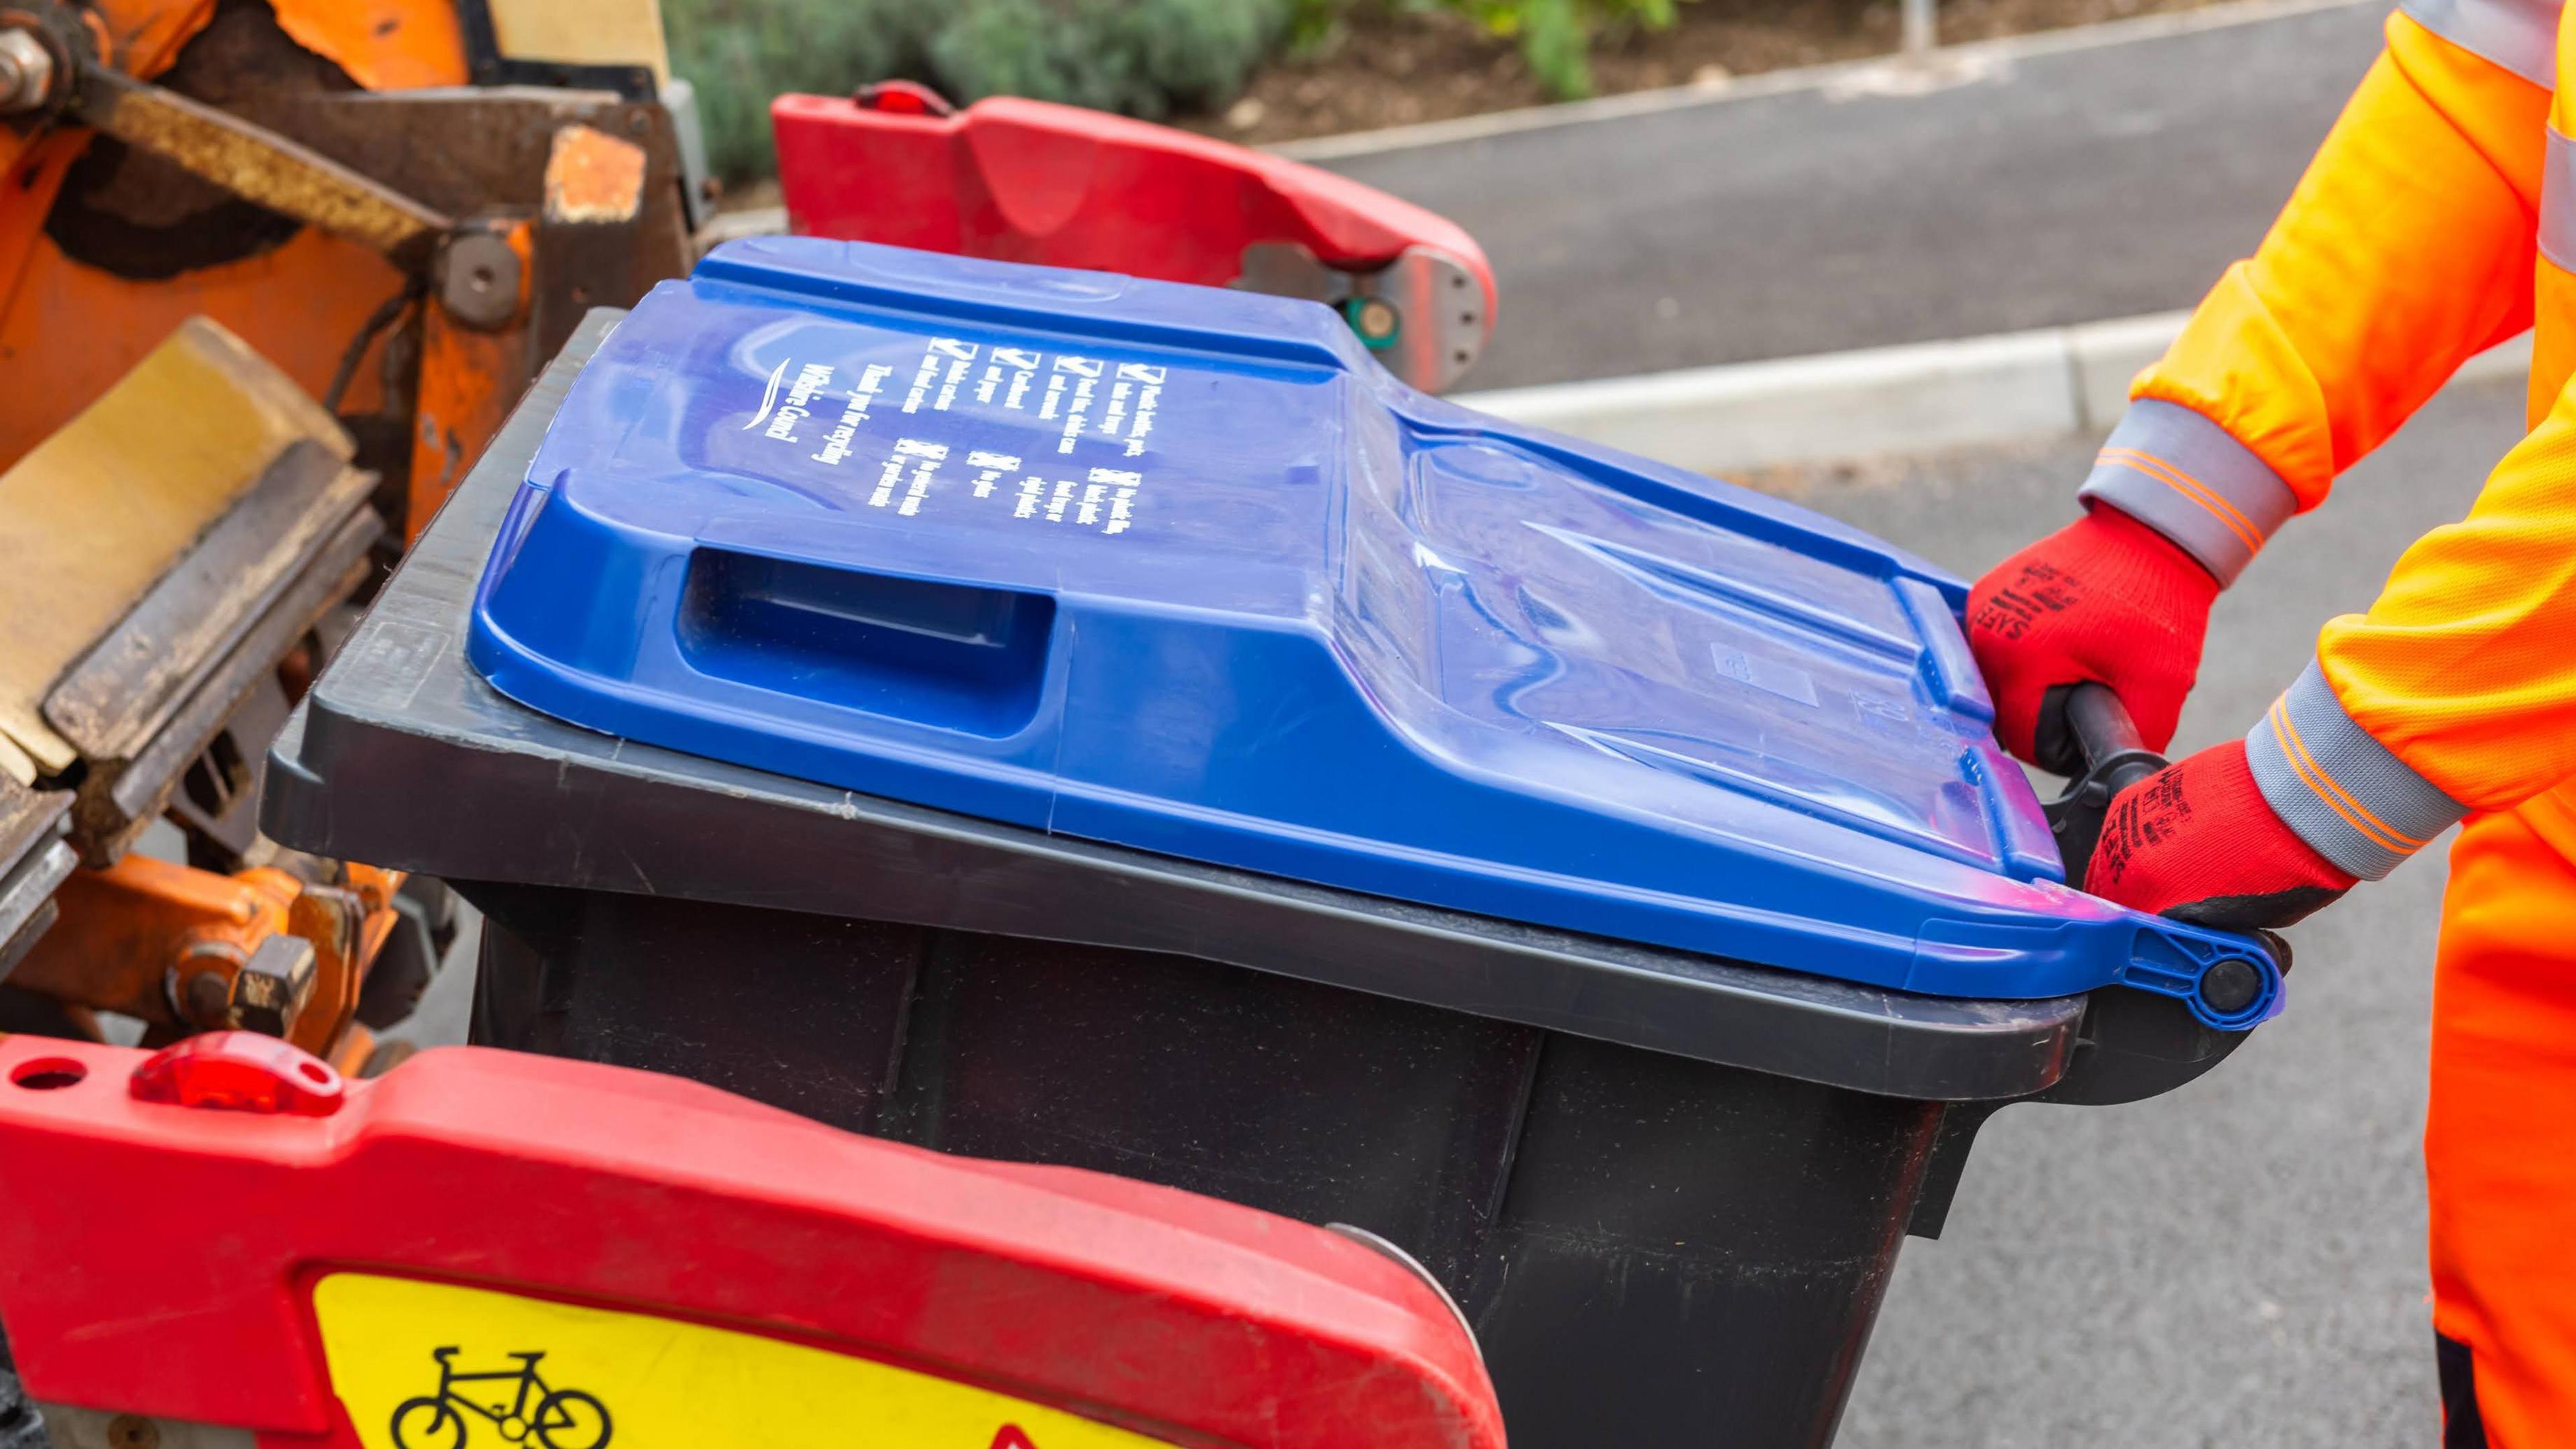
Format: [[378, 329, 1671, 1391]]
[[662, 0, 915, 182], [1411, 0, 1684, 99], [926, 0, 1287, 118], [665, 0, 1297, 182], [665, 0, 1693, 184]]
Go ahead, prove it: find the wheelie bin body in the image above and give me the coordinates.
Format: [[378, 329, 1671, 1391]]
[[264, 248, 2280, 1447]]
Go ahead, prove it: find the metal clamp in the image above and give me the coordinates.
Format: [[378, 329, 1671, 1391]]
[[1234, 241, 1489, 394]]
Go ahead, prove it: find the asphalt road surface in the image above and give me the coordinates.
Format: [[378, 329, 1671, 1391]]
[[1318, 0, 2385, 388], [1802, 376, 2523, 1447]]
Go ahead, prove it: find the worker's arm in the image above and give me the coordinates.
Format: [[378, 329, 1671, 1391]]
[[2246, 378, 2576, 878], [2097, 6, 2548, 580], [2086, 361, 2576, 923], [1970, 8, 2548, 769]]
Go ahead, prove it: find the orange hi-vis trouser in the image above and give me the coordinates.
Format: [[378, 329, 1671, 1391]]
[[2085, 4, 2576, 1444]]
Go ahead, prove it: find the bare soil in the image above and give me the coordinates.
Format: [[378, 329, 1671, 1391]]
[[1186, 0, 2227, 148]]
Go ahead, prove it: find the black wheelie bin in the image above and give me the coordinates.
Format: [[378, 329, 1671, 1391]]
[[264, 239, 2284, 1448]]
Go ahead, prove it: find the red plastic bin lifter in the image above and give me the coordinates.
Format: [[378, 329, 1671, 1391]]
[[0, 1032, 1505, 1449], [771, 89, 1499, 394]]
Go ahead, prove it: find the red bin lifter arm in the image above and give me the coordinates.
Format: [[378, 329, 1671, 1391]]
[[0, 1033, 1504, 1449], [771, 89, 1499, 395]]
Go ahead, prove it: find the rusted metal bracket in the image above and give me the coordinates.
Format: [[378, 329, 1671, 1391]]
[[6, 851, 407, 1059], [69, 63, 454, 269], [239, 87, 693, 360], [0, 777, 72, 981], [46, 439, 382, 864]]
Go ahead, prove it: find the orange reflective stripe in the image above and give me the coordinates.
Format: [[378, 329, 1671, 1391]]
[[2096, 447, 2268, 556], [2267, 696, 2433, 854]]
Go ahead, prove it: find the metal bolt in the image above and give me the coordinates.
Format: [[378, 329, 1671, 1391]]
[[180, 967, 231, 1027], [229, 935, 318, 1038], [437, 229, 522, 331], [0, 30, 53, 115], [1352, 297, 1400, 343], [105, 1414, 160, 1449], [168, 940, 247, 1029]]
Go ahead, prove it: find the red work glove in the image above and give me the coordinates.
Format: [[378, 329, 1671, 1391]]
[[2088, 739, 2355, 930], [1968, 504, 2219, 774]]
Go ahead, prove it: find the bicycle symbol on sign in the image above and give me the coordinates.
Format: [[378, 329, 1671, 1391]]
[[388, 1348, 612, 1449]]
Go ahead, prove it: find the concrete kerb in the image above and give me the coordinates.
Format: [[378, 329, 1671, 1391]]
[[1454, 317, 2535, 476]]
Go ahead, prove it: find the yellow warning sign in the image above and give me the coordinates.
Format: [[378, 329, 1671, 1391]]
[[311, 1273, 1175, 1449]]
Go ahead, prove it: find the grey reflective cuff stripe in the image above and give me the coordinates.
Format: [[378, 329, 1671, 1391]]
[[2078, 398, 2297, 587], [2402, 0, 2560, 88], [2545, 126, 2576, 270], [2245, 661, 2470, 881]]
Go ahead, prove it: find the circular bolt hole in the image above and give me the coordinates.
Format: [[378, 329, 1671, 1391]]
[[107, 1413, 160, 1449], [299, 1061, 332, 1085], [11, 1057, 87, 1090], [472, 264, 496, 292]]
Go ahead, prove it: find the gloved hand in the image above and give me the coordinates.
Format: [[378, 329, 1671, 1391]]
[[2087, 739, 2355, 930], [1968, 504, 2220, 773]]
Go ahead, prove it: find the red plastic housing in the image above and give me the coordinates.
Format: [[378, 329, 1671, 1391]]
[[771, 93, 1492, 294], [0, 1036, 1503, 1448], [125, 1030, 347, 1117], [770, 93, 1498, 353]]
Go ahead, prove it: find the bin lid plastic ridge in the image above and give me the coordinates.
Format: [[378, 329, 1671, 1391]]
[[466, 236, 2180, 1005]]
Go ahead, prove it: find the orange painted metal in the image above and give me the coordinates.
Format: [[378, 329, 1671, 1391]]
[[9, 853, 407, 1057], [8, 855, 294, 1024], [543, 123, 649, 223], [0, 0, 462, 474], [407, 221, 533, 540], [0, 227, 408, 472], [0, 1, 222, 462], [269, 0, 468, 91], [87, 0, 217, 76], [0, 3, 476, 1057], [278, 869, 404, 1058]]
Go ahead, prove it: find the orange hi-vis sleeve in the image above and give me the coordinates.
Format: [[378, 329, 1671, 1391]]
[[2257, 250, 2576, 883], [2241, 5, 2576, 882], [2077, 11, 2548, 587]]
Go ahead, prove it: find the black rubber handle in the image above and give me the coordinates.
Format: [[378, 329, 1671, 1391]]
[[2043, 683, 2167, 886]]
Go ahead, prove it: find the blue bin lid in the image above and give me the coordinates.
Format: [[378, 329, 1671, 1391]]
[[468, 237, 2277, 1024]]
